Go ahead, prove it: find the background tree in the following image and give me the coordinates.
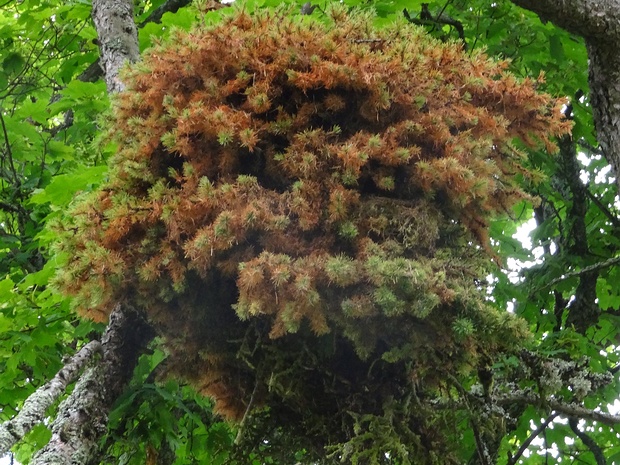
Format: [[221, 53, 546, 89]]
[[0, 0, 618, 464]]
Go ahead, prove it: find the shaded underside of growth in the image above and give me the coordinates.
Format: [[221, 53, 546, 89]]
[[54, 6, 570, 463]]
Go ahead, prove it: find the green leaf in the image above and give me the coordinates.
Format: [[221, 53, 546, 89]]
[[139, 22, 166, 50], [14, 423, 52, 464], [61, 79, 103, 100], [597, 275, 620, 310], [161, 8, 196, 30], [30, 165, 108, 206], [14, 97, 50, 124], [47, 140, 76, 161], [0, 314, 12, 333], [0, 277, 14, 297], [63, 2, 91, 20], [548, 33, 565, 61], [20, 259, 57, 289], [2, 52, 25, 75]]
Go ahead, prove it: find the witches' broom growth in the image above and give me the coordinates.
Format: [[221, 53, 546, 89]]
[[53, 6, 570, 464]]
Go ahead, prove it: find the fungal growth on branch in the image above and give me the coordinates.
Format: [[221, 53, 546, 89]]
[[54, 6, 570, 463]]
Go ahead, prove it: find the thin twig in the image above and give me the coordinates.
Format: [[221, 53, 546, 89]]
[[0, 111, 18, 182], [585, 189, 620, 229], [234, 381, 259, 445], [402, 5, 466, 48]]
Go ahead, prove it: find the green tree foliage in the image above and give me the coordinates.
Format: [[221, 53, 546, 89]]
[[0, 0, 619, 464], [0, 0, 106, 452]]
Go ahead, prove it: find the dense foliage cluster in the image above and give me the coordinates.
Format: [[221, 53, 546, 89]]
[[54, 7, 571, 463]]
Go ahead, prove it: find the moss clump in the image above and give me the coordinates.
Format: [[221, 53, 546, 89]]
[[54, 6, 570, 463]]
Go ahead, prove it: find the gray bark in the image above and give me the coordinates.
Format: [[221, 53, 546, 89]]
[[91, 0, 141, 93], [79, 0, 194, 84], [586, 41, 620, 190], [510, 0, 620, 192], [30, 305, 153, 465], [0, 341, 101, 456]]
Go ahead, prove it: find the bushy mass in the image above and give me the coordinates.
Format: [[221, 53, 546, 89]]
[[55, 7, 571, 463]]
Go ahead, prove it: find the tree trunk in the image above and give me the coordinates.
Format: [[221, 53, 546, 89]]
[[586, 40, 620, 190], [91, 0, 141, 93], [28, 0, 151, 461]]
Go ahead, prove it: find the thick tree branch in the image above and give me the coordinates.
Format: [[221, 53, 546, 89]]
[[554, 134, 602, 331], [30, 304, 153, 465], [28, 2, 154, 462], [586, 41, 620, 193], [495, 391, 620, 426], [78, 0, 194, 84], [0, 341, 102, 456], [510, 0, 620, 192], [509, 0, 620, 43]]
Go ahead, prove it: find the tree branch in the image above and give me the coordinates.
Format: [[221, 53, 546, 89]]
[[495, 391, 620, 426], [509, 0, 620, 193], [21, 0, 158, 462], [0, 341, 102, 456], [0, 201, 22, 214], [509, 0, 620, 43], [569, 417, 605, 465], [534, 255, 620, 292], [403, 4, 466, 47], [508, 413, 558, 465], [77, 0, 195, 84], [30, 304, 153, 465], [144, 0, 194, 25], [585, 189, 620, 229], [91, 0, 140, 93]]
